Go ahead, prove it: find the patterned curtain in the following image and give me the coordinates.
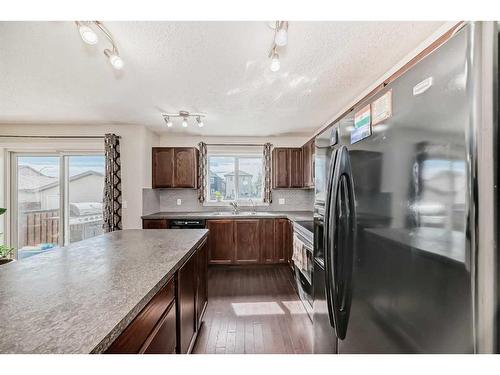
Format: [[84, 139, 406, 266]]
[[263, 143, 273, 203], [103, 133, 122, 232], [198, 141, 208, 203]]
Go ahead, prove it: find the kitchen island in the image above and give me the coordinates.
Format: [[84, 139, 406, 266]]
[[0, 229, 209, 354]]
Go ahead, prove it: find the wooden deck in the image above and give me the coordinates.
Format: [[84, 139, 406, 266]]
[[193, 265, 313, 354]]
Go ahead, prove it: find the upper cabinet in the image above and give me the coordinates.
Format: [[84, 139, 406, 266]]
[[302, 139, 315, 188], [152, 147, 199, 189], [272, 148, 292, 188], [272, 142, 314, 189]]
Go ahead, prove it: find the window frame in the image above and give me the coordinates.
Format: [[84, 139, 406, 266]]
[[205, 153, 266, 205]]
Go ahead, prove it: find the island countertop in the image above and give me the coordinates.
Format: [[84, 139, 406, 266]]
[[0, 229, 208, 354]]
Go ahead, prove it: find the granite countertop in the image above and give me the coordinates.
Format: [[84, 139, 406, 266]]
[[0, 229, 208, 354], [141, 210, 313, 222]]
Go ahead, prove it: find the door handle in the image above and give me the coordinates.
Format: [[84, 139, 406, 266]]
[[323, 149, 337, 328], [329, 146, 356, 340]]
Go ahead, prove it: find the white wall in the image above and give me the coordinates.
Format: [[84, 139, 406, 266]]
[[0, 123, 160, 231], [159, 134, 311, 148]]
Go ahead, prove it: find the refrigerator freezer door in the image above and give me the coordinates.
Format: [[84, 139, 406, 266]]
[[337, 24, 474, 353]]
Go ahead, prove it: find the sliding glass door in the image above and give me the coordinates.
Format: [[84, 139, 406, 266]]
[[11, 153, 105, 259], [15, 156, 61, 259]]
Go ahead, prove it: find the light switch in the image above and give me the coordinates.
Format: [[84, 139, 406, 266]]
[[122, 200, 128, 209], [279, 198, 285, 205], [176, 199, 182, 206]]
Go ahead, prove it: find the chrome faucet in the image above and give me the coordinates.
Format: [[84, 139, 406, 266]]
[[249, 198, 256, 214], [230, 201, 239, 214]]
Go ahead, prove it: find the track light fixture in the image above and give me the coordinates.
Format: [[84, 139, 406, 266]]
[[75, 21, 124, 70], [162, 111, 207, 129], [268, 21, 288, 72]]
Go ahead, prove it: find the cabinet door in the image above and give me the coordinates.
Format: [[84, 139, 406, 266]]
[[274, 218, 291, 263], [178, 253, 197, 354], [207, 220, 234, 264], [260, 219, 275, 264], [142, 219, 168, 229], [105, 279, 175, 354], [272, 148, 290, 188], [142, 303, 176, 354], [152, 148, 174, 188], [234, 220, 260, 264], [196, 239, 208, 325], [303, 140, 314, 188], [173, 148, 198, 188], [290, 148, 303, 188]]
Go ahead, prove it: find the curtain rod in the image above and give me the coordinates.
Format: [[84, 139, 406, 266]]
[[205, 143, 265, 147], [0, 135, 121, 139]]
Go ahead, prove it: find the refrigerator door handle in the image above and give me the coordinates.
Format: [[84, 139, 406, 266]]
[[325, 146, 356, 340], [324, 149, 338, 328]]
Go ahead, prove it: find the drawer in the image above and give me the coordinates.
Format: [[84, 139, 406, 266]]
[[105, 278, 175, 353]]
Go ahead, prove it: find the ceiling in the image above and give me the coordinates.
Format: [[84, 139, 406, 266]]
[[0, 21, 445, 137]]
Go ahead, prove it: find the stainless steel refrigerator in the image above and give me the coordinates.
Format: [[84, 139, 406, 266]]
[[313, 22, 499, 354]]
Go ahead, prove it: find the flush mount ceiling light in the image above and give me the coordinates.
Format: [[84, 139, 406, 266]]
[[268, 21, 288, 72], [162, 111, 206, 129], [75, 21, 124, 70]]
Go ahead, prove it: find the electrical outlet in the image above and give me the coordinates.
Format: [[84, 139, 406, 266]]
[[176, 199, 182, 206], [279, 198, 285, 205], [122, 200, 128, 209]]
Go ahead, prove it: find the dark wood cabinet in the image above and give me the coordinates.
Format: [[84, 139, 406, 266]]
[[207, 220, 234, 265], [302, 139, 315, 188], [105, 278, 175, 354], [105, 237, 208, 355], [142, 219, 169, 229], [178, 250, 197, 354], [290, 148, 303, 188], [207, 218, 291, 265], [173, 148, 198, 188], [152, 147, 198, 189], [274, 218, 292, 264], [152, 148, 174, 188], [234, 219, 260, 264], [142, 302, 176, 354], [272, 147, 303, 188], [272, 148, 290, 188], [196, 239, 208, 325], [260, 219, 275, 264]]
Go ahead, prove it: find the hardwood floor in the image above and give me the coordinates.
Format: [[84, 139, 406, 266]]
[[193, 265, 313, 354]]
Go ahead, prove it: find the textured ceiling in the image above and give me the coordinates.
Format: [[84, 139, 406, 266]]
[[0, 21, 445, 136]]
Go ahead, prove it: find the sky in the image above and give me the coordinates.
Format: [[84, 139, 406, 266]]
[[18, 156, 105, 177]]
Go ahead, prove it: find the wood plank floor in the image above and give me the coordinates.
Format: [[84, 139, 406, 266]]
[[193, 265, 313, 354]]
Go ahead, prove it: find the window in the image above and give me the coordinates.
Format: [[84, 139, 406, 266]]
[[207, 154, 263, 202], [11, 153, 105, 259]]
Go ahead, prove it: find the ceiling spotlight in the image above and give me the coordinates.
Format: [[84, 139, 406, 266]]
[[77, 22, 98, 45], [76, 21, 124, 71], [196, 116, 204, 128], [270, 50, 280, 72], [104, 49, 124, 70], [182, 118, 188, 128], [163, 115, 173, 127], [275, 21, 288, 47]]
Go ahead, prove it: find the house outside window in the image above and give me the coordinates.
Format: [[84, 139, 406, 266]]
[[206, 153, 263, 203]]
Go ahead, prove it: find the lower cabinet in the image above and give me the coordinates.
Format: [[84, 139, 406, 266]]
[[142, 302, 176, 354], [207, 218, 291, 265], [234, 219, 260, 264], [142, 219, 169, 229], [274, 218, 292, 264], [178, 247, 198, 354], [105, 237, 208, 354]]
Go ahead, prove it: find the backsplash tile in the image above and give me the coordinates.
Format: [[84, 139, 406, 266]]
[[142, 188, 314, 213]]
